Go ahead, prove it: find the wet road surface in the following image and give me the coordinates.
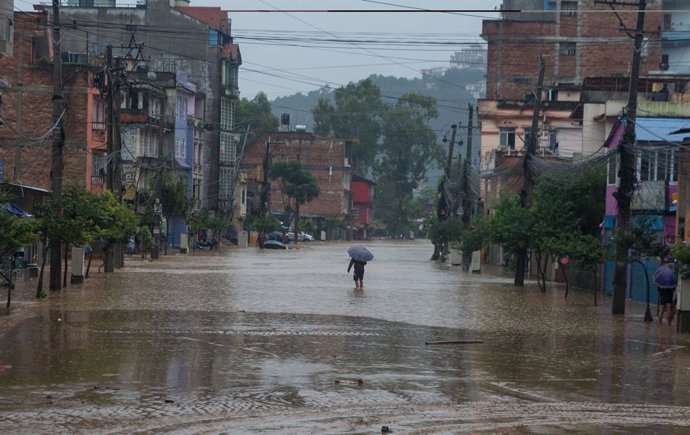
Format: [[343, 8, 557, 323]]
[[1, 239, 690, 433]]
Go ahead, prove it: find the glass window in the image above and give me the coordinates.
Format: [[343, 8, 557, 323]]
[[559, 42, 576, 56], [499, 128, 516, 150], [175, 137, 186, 159], [220, 132, 236, 165], [561, 1, 578, 16], [221, 98, 233, 131], [608, 154, 619, 186]]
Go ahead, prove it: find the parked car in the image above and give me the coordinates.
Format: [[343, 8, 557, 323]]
[[287, 231, 314, 242]]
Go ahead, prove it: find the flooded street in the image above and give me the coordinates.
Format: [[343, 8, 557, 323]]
[[2, 239, 690, 433]]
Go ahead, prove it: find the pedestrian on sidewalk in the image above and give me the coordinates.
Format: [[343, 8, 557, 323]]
[[348, 258, 367, 288]]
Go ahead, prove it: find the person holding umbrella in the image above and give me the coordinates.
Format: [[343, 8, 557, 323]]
[[347, 246, 373, 288], [654, 259, 678, 324]]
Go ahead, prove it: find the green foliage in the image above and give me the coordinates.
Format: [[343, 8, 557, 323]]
[[236, 92, 279, 143], [670, 242, 690, 279], [0, 206, 37, 256], [374, 93, 441, 236], [160, 173, 188, 220], [137, 225, 154, 253], [97, 192, 137, 247], [427, 217, 463, 249], [188, 210, 226, 234], [270, 160, 321, 211], [485, 194, 535, 254], [312, 78, 384, 174], [247, 213, 281, 233]]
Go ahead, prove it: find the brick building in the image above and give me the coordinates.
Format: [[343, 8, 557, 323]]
[[240, 132, 354, 225], [478, 0, 663, 213], [0, 12, 105, 192]]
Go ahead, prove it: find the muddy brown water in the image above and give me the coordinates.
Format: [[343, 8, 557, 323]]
[[1, 240, 690, 433]]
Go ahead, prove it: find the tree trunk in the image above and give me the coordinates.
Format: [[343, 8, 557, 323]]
[[63, 243, 69, 288], [104, 245, 114, 273], [36, 241, 50, 298], [293, 203, 300, 244], [515, 247, 527, 286], [563, 263, 570, 298], [85, 248, 94, 279], [593, 269, 598, 307]]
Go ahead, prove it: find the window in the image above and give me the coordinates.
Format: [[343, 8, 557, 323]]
[[352, 206, 359, 219], [220, 132, 236, 165], [31, 36, 50, 64], [141, 129, 159, 158], [149, 98, 160, 119], [193, 178, 201, 207], [175, 136, 186, 159], [220, 98, 233, 131], [92, 99, 105, 130], [560, 42, 576, 56], [92, 152, 106, 177], [208, 29, 219, 47], [637, 148, 677, 182], [499, 128, 516, 150], [561, 1, 577, 16], [608, 154, 619, 185], [176, 96, 187, 120], [219, 167, 233, 200]]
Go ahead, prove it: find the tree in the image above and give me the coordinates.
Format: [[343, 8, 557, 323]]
[[374, 93, 441, 237], [0, 193, 37, 307], [235, 92, 279, 144], [313, 78, 385, 174], [97, 192, 137, 273], [160, 173, 188, 254], [270, 160, 320, 244], [60, 187, 108, 286]]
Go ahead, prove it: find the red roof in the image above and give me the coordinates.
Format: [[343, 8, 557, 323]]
[[176, 7, 229, 32]]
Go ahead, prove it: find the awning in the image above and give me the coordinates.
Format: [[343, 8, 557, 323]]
[[1, 203, 32, 218]]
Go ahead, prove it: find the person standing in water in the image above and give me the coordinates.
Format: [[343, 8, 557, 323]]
[[348, 258, 367, 288]]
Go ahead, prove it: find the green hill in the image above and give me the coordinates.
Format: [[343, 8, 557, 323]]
[[270, 67, 485, 182]]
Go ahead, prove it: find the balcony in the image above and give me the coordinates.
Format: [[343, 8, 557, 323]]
[[90, 175, 105, 187]]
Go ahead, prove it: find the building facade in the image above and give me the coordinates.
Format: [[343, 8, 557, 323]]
[[240, 132, 354, 230]]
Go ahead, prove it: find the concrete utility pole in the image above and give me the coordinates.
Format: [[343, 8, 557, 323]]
[[462, 104, 474, 227], [515, 56, 545, 287], [612, 0, 647, 315], [49, 0, 64, 291]]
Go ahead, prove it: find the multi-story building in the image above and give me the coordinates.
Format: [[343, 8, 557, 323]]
[[52, 0, 241, 219], [0, 12, 105, 192], [240, 132, 354, 233], [0, 0, 12, 58], [478, 0, 662, 212]]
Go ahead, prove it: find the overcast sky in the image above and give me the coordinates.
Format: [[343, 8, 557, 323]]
[[208, 0, 503, 99]]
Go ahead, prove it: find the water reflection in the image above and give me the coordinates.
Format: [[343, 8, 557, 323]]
[[1, 240, 689, 432]]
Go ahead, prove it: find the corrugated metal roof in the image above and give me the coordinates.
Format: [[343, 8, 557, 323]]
[[635, 117, 690, 142]]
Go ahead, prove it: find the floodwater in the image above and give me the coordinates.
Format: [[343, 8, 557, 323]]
[[1, 239, 690, 434]]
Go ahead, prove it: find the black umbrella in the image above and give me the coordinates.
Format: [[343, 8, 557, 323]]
[[348, 246, 374, 262]]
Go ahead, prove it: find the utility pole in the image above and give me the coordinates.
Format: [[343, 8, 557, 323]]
[[514, 56, 545, 287], [462, 104, 474, 227], [612, 0, 646, 315], [49, 0, 64, 291], [432, 124, 457, 260]]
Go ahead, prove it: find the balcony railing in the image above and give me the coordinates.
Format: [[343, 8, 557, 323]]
[[91, 175, 104, 186]]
